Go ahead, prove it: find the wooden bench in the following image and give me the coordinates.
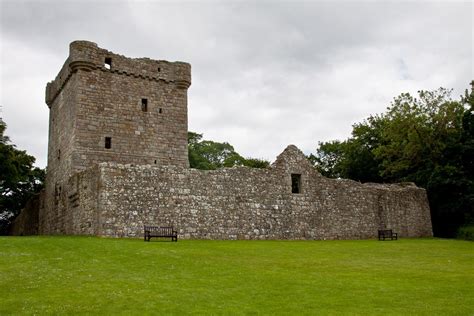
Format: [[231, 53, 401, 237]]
[[378, 229, 398, 241], [144, 226, 178, 242]]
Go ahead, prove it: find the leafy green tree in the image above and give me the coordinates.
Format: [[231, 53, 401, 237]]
[[310, 116, 384, 182], [308, 140, 348, 178], [188, 132, 269, 170], [0, 118, 45, 235], [373, 89, 464, 183], [188, 132, 217, 170], [242, 158, 270, 168], [345, 115, 386, 182]]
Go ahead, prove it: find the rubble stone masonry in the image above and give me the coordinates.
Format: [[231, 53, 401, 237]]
[[38, 145, 432, 239]]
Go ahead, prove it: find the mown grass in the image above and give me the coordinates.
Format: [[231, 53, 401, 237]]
[[0, 237, 473, 315]]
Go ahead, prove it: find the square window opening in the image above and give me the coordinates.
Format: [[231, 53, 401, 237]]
[[104, 57, 112, 69], [291, 174, 301, 194], [141, 98, 148, 112], [105, 137, 112, 149]]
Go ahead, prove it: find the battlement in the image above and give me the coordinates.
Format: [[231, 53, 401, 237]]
[[45, 40, 191, 107]]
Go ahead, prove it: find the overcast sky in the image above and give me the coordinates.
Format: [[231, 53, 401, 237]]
[[1, 0, 472, 168]]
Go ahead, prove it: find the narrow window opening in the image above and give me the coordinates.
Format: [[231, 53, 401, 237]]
[[105, 137, 112, 149], [104, 57, 112, 69], [54, 184, 61, 205], [291, 174, 301, 194], [158, 108, 162, 114], [154, 160, 157, 164], [57, 149, 61, 160], [141, 98, 148, 112], [157, 67, 161, 72]]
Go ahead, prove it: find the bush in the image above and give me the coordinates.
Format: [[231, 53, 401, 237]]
[[457, 225, 474, 241]]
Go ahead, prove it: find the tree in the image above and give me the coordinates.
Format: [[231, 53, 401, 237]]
[[308, 140, 348, 178], [188, 132, 269, 170], [310, 115, 384, 182], [242, 158, 270, 168], [0, 118, 45, 235], [373, 89, 464, 183]]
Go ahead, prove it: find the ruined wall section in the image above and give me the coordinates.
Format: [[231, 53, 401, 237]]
[[91, 146, 432, 239], [62, 166, 101, 235], [320, 180, 432, 238], [375, 185, 432, 237]]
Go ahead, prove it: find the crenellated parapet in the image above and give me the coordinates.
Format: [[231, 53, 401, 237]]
[[45, 40, 191, 107]]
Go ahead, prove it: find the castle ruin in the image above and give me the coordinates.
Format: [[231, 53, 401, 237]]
[[11, 41, 433, 239]]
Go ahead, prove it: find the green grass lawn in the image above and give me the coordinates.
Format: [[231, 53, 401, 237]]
[[0, 237, 473, 315]]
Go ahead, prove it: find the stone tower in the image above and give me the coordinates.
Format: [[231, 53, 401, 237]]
[[41, 40, 191, 233]]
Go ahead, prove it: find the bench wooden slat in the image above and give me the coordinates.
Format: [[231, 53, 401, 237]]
[[144, 225, 178, 242], [378, 229, 398, 241]]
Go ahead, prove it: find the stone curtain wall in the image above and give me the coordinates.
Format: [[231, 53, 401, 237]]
[[76, 146, 432, 239]]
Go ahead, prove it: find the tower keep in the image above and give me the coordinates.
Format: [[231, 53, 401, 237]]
[[42, 40, 191, 233]]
